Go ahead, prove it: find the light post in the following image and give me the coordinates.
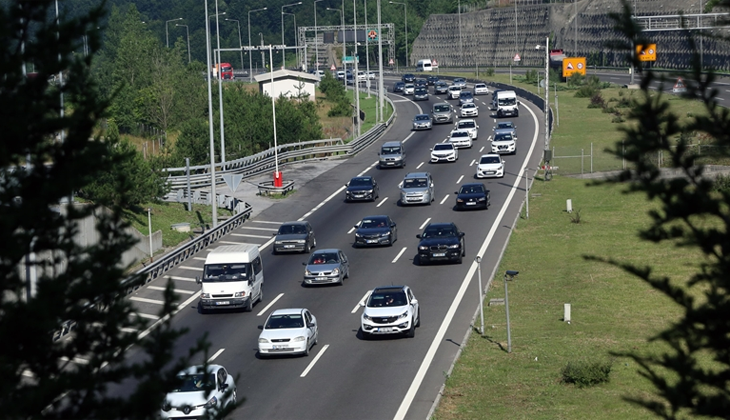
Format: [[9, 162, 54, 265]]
[[213, 2, 226, 166], [147, 208, 153, 260], [248, 7, 267, 83], [314, 0, 325, 70], [175, 24, 191, 63], [208, 12, 225, 78], [364, 0, 371, 99], [536, 37, 550, 166], [283, 12, 298, 69], [476, 256, 484, 335], [458, 0, 462, 63], [281, 2, 303, 69], [353, 0, 361, 137], [389, 1, 407, 69], [259, 33, 265, 72], [504, 270, 519, 353], [166, 18, 183, 48], [524, 167, 529, 219], [268, 46, 281, 186], [327, 7, 346, 88], [377, 0, 384, 123], [204, 0, 218, 227], [225, 18, 245, 76]]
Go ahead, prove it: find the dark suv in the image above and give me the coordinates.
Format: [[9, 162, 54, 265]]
[[392, 81, 405, 93], [402, 73, 416, 83], [416, 222, 465, 265]]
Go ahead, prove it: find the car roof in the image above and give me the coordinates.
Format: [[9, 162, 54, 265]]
[[433, 102, 450, 107], [270, 308, 305, 316], [414, 114, 430, 118], [404, 172, 430, 179], [383, 141, 401, 147], [372, 286, 407, 294], [312, 248, 341, 254], [458, 119, 476, 124], [497, 121, 515, 126]]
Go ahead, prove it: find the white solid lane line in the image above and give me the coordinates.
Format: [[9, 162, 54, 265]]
[[300, 344, 330, 377], [394, 91, 542, 420], [180, 266, 203, 271], [193, 257, 207, 261], [479, 146, 485, 153], [401, 131, 417, 144], [130, 297, 165, 305], [208, 348, 225, 362], [236, 226, 279, 231], [440, 195, 450, 205], [165, 275, 196, 282], [416, 162, 424, 169], [377, 197, 389, 207], [419, 218, 431, 230], [352, 290, 372, 313], [257, 293, 284, 317], [228, 234, 270, 239], [148, 286, 195, 295], [136, 313, 160, 320], [299, 185, 347, 221], [220, 240, 245, 244], [347, 226, 356, 234], [391, 247, 407, 263], [456, 175, 464, 184], [259, 237, 276, 251], [251, 220, 283, 225], [60, 356, 89, 365], [470, 159, 476, 166], [358, 161, 379, 177]]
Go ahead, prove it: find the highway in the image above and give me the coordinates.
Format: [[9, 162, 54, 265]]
[[122, 75, 547, 419]]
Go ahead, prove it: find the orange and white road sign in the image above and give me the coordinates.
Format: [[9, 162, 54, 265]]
[[636, 44, 657, 62], [562, 57, 586, 77]]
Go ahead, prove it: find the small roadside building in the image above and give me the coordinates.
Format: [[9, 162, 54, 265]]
[[254, 70, 319, 101]]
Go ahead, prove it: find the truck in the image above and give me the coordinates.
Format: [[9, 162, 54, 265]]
[[495, 90, 518, 118], [213, 62, 234, 80]]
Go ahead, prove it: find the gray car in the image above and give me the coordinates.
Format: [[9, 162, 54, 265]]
[[399, 172, 435, 206], [431, 102, 453, 124], [302, 249, 350, 285], [412, 114, 432, 131], [459, 91, 474, 106], [273, 221, 316, 254]]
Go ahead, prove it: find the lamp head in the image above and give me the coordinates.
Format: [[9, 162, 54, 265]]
[[475, 256, 482, 264]]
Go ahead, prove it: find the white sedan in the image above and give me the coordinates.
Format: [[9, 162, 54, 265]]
[[160, 365, 236, 419], [460, 103, 479, 117], [474, 83, 489, 95], [430, 142, 458, 163], [448, 130, 473, 149], [258, 308, 318, 357], [368, 71, 376, 80], [476, 154, 505, 178]]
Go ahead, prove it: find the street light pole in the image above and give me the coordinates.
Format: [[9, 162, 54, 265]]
[[536, 37, 550, 158], [327, 7, 346, 88], [208, 12, 226, 77], [504, 270, 519, 353], [476, 256, 484, 335], [175, 24, 191, 63], [204, 0, 218, 228], [225, 18, 245, 76], [365, 0, 371, 99], [459, 0, 462, 64], [284, 13, 298, 69], [389, 1, 407, 69], [353, 0, 361, 138], [281, 2, 303, 69], [377, 0, 384, 123], [248, 7, 267, 83], [166, 18, 183, 48], [315, 0, 325, 70], [214, 0, 226, 166]]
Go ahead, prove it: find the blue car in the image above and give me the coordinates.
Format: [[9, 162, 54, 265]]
[[354, 215, 398, 247]]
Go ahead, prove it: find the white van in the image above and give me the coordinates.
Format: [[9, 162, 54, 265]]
[[495, 90, 519, 118], [416, 59, 433, 72], [196, 244, 264, 313]]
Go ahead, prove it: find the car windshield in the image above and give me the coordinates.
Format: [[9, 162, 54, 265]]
[[458, 121, 476, 129], [476, 84, 486, 88], [449, 86, 460, 90], [349, 178, 373, 187], [203, 263, 251, 282], [173, 373, 216, 392], [495, 133, 513, 141], [434, 104, 450, 112], [381, 146, 401, 155], [265, 313, 305, 329], [367, 291, 407, 307], [436, 82, 447, 87], [278, 224, 307, 235], [221, 66, 231, 72], [360, 218, 388, 229], [497, 122, 515, 129], [463, 104, 475, 109], [415, 88, 427, 94], [459, 185, 484, 194], [422, 225, 456, 238], [415, 115, 430, 121], [498, 96, 517, 106], [451, 131, 468, 138], [403, 178, 428, 188], [308, 253, 339, 265], [461, 92, 473, 98], [454, 78, 465, 83], [480, 156, 501, 164], [434, 144, 453, 151]]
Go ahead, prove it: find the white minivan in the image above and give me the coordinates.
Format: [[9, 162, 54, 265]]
[[196, 244, 264, 313], [416, 59, 433, 72]]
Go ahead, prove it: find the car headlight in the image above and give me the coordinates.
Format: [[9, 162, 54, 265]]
[[204, 396, 218, 409], [448, 244, 460, 249], [305, 269, 313, 276], [161, 403, 172, 412], [292, 336, 306, 342], [456, 198, 464, 203], [362, 314, 372, 321], [331, 268, 340, 275], [354, 232, 362, 238], [258, 337, 269, 344], [295, 239, 306, 244], [380, 232, 391, 237], [275, 241, 283, 245], [478, 197, 486, 201], [234, 291, 245, 298], [201, 293, 210, 299], [397, 312, 409, 320], [366, 189, 373, 194], [418, 245, 428, 251], [499, 165, 504, 170]]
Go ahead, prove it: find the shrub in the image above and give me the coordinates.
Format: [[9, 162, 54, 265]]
[[714, 174, 730, 192], [486, 68, 495, 77], [328, 98, 352, 117], [561, 360, 613, 388], [588, 93, 604, 109], [574, 84, 598, 98], [612, 114, 625, 123]]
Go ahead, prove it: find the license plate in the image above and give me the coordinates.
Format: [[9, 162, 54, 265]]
[[273, 345, 288, 350], [215, 301, 230, 306], [284, 245, 295, 248], [466, 202, 476, 205], [315, 277, 328, 281], [377, 327, 393, 333], [486, 171, 495, 175], [433, 253, 446, 257], [367, 240, 378, 244]]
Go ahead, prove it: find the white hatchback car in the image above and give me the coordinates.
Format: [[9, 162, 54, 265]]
[[476, 154, 505, 178], [258, 308, 318, 357], [160, 365, 236, 419], [474, 83, 489, 95], [360, 285, 420, 338], [430, 142, 458, 163], [404, 83, 415, 95], [460, 103, 479, 117], [456, 119, 479, 139], [448, 130, 473, 148]]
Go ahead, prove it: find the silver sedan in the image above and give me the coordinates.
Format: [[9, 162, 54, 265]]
[[302, 249, 350, 285]]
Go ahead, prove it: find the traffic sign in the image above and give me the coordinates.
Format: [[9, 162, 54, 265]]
[[563, 57, 586, 77], [388, 58, 394, 65], [367, 29, 378, 41], [636, 44, 657, 62], [432, 59, 438, 68], [330, 63, 336, 71], [672, 77, 687, 93], [513, 53, 521, 62]]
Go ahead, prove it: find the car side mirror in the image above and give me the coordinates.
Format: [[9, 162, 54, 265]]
[[359, 301, 365, 307], [416, 234, 422, 239], [454, 191, 458, 194], [258, 325, 263, 330], [459, 232, 465, 237], [411, 299, 418, 305], [307, 322, 315, 328], [220, 383, 229, 392], [302, 262, 307, 266], [195, 276, 201, 285], [391, 223, 396, 227], [345, 182, 350, 187], [272, 232, 277, 236]]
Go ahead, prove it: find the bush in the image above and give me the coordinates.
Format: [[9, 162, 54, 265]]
[[588, 93, 605, 109], [575, 84, 598, 98], [328, 98, 352, 117], [524, 69, 538, 84], [714, 174, 730, 192], [611, 114, 625, 123], [561, 360, 613, 388], [486, 68, 495, 77]]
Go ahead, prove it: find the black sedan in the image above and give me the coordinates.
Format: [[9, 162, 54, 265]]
[[454, 183, 490, 210], [402, 73, 416, 83], [416, 222, 465, 265], [392, 81, 405, 93], [345, 176, 379, 202], [354, 215, 397, 247], [427, 75, 439, 85]]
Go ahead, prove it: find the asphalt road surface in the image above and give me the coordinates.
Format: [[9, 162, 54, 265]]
[[119, 76, 547, 420]]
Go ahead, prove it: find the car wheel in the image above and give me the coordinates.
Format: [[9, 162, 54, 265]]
[[406, 321, 416, 338], [312, 237, 317, 248], [197, 302, 207, 314], [360, 329, 370, 340], [228, 389, 237, 408], [344, 267, 350, 279], [305, 241, 311, 253], [416, 309, 421, 327], [258, 285, 263, 304], [388, 235, 393, 246], [245, 299, 253, 312], [457, 254, 463, 264], [304, 339, 310, 357]]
